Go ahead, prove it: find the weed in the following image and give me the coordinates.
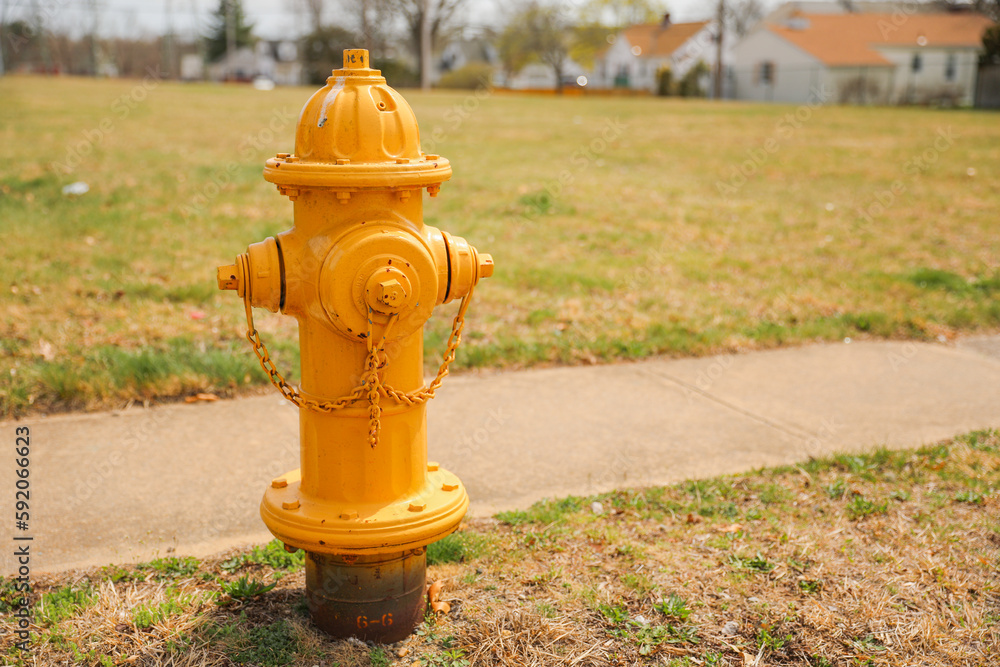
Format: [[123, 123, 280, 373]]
[[133, 597, 187, 629], [846, 495, 888, 520], [654, 594, 691, 621], [824, 478, 846, 499], [729, 553, 775, 573], [757, 482, 792, 505], [221, 576, 277, 600], [757, 625, 791, 651], [36, 584, 97, 625], [369, 647, 391, 667], [622, 572, 657, 595], [100, 565, 141, 583], [221, 540, 304, 572], [0, 579, 23, 612], [422, 648, 470, 667], [798, 579, 822, 594], [208, 617, 299, 666], [143, 556, 199, 579], [954, 490, 986, 504], [597, 602, 630, 625], [851, 634, 886, 654]]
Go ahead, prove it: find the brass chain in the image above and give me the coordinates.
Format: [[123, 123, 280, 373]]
[[239, 253, 474, 447]]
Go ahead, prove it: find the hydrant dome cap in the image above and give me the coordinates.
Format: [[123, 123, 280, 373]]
[[263, 49, 451, 191]]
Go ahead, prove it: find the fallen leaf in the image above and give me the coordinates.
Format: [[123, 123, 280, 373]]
[[189, 310, 207, 320], [185, 393, 219, 403], [36, 339, 55, 361], [721, 523, 743, 534], [427, 580, 451, 614], [686, 513, 701, 524]]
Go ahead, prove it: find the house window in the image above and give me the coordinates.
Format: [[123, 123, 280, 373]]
[[911, 53, 922, 73], [945, 53, 956, 81], [759, 61, 775, 84]]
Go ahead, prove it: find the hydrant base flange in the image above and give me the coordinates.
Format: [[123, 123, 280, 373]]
[[306, 550, 427, 643], [261, 468, 469, 555]]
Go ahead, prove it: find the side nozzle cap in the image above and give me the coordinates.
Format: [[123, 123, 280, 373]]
[[218, 264, 240, 291], [478, 254, 494, 279]]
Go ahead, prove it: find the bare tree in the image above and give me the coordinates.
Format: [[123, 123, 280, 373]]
[[498, 2, 571, 92], [388, 0, 468, 84], [713, 0, 765, 99], [578, 0, 667, 29], [339, 0, 393, 57]]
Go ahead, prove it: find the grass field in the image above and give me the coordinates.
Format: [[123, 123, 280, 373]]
[[1, 75, 999, 416], [2, 429, 997, 666]]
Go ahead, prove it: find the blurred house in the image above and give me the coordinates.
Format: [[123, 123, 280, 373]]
[[591, 15, 718, 93], [437, 36, 499, 82], [763, 1, 945, 22], [731, 12, 994, 105], [506, 59, 590, 90], [207, 40, 302, 85]]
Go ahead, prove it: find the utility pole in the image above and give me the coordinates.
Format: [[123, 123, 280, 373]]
[[31, 0, 50, 73], [420, 0, 431, 90], [713, 0, 724, 99], [0, 0, 7, 76], [360, 0, 371, 53], [164, 0, 175, 78], [89, 0, 99, 75], [226, 0, 236, 80]]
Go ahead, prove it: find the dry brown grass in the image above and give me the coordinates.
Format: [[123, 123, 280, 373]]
[[3, 76, 999, 417], [2, 430, 997, 666]]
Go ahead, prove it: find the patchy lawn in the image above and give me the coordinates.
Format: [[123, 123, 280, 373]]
[[2, 429, 997, 666], [2, 76, 999, 416]]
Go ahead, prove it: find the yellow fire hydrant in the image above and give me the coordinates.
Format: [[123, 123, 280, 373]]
[[216, 49, 492, 643]]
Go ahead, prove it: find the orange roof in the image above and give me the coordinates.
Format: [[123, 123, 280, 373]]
[[768, 13, 995, 66], [620, 21, 710, 58]]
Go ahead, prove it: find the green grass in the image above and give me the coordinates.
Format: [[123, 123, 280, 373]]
[[207, 617, 300, 666], [426, 531, 488, 565], [1, 77, 999, 416], [35, 584, 97, 626], [140, 555, 200, 579], [220, 539, 305, 572]]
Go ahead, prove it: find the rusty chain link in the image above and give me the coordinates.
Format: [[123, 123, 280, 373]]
[[239, 253, 474, 447]]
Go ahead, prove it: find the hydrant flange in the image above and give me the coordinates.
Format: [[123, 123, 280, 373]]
[[261, 467, 468, 554]]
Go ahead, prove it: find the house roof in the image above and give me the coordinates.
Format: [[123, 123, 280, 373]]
[[620, 21, 710, 58], [768, 13, 995, 66]]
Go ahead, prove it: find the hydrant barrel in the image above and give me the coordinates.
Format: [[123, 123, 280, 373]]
[[216, 49, 491, 642]]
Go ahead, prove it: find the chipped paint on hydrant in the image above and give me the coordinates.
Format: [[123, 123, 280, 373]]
[[216, 49, 493, 643]]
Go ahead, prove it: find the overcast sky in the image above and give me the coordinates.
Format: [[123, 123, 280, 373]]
[[6, 0, 783, 41]]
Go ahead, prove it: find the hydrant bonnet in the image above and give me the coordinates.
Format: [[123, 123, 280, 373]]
[[263, 48, 451, 192]]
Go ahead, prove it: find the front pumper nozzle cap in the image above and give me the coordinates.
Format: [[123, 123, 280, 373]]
[[263, 48, 451, 192]]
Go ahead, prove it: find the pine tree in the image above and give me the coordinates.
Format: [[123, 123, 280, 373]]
[[205, 0, 254, 62]]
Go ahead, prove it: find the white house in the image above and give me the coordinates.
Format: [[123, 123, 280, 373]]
[[506, 58, 589, 90], [731, 12, 994, 105], [592, 15, 718, 93], [207, 40, 302, 86]]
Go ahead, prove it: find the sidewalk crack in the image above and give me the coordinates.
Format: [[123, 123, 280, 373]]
[[639, 367, 812, 442]]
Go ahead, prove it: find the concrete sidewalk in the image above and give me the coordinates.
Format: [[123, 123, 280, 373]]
[[3, 336, 999, 575]]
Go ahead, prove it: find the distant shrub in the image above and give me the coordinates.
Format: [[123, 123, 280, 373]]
[[378, 58, 419, 88], [438, 63, 494, 90]]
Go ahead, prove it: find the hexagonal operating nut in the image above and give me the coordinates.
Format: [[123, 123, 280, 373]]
[[377, 278, 407, 307]]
